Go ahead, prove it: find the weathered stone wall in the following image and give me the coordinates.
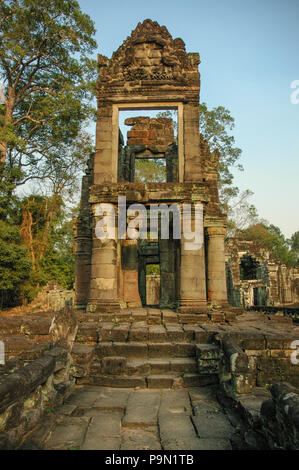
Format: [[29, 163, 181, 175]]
[[260, 382, 299, 449], [225, 238, 299, 307], [217, 328, 299, 397], [125, 116, 174, 152], [0, 307, 78, 449]]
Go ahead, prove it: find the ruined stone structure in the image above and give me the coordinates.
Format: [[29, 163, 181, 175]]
[[75, 19, 228, 313], [225, 238, 299, 308]]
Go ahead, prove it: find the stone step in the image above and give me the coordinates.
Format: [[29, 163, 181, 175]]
[[76, 322, 221, 345], [77, 372, 218, 389], [98, 357, 198, 376], [95, 342, 197, 359], [76, 309, 219, 326]]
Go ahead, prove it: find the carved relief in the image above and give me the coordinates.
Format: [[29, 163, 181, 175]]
[[97, 19, 200, 86]]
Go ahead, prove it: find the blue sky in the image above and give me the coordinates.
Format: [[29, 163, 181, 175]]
[[78, 0, 299, 238]]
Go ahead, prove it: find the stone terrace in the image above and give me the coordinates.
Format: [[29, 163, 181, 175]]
[[1, 307, 299, 450], [22, 386, 238, 450]]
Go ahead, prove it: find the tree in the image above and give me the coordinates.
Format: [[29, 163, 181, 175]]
[[240, 223, 298, 267], [0, 0, 97, 199], [0, 219, 32, 307], [135, 158, 166, 183], [226, 189, 262, 236], [199, 102, 243, 208]]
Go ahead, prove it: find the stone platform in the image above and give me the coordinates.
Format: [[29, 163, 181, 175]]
[[72, 308, 299, 390], [1, 307, 298, 450], [22, 385, 237, 450]]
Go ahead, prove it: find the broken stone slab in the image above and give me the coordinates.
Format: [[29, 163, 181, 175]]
[[44, 416, 90, 450], [122, 390, 160, 427], [121, 429, 161, 450], [159, 389, 191, 415], [92, 387, 130, 412], [159, 413, 200, 450], [191, 407, 235, 439], [85, 412, 121, 438]]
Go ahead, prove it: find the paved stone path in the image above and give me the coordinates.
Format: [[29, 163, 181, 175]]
[[25, 385, 237, 450]]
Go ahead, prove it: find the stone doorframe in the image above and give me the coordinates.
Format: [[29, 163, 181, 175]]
[[113, 102, 184, 183]]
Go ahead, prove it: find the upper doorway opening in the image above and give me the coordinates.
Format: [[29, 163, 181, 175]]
[[117, 107, 179, 183]]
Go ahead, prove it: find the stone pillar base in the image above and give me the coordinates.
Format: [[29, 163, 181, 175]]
[[178, 299, 208, 313]]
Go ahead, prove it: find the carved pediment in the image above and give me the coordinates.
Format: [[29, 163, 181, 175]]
[[98, 19, 200, 86]]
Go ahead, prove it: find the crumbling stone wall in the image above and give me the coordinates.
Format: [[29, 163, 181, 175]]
[[0, 308, 78, 449], [217, 328, 299, 397], [46, 281, 75, 311], [225, 238, 299, 307], [260, 382, 299, 449], [118, 116, 178, 183], [125, 116, 174, 151]]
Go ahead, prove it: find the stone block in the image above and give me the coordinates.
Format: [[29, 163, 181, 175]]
[[196, 344, 220, 360], [147, 375, 174, 389], [112, 342, 148, 359], [148, 343, 175, 358], [101, 356, 127, 375]]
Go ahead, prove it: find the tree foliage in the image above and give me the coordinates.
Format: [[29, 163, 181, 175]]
[[135, 158, 166, 183], [0, 219, 32, 307], [199, 102, 243, 208], [0, 0, 97, 198], [240, 223, 298, 267]]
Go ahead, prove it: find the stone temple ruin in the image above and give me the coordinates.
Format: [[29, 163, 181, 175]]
[[0, 20, 298, 451], [75, 19, 228, 313], [226, 238, 299, 308]]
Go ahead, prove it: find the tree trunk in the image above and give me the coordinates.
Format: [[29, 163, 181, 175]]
[[0, 88, 15, 163]]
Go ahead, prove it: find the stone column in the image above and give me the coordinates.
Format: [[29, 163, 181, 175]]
[[179, 208, 207, 312], [87, 203, 120, 312], [94, 104, 118, 184], [121, 239, 142, 307], [207, 227, 228, 306], [75, 232, 92, 311], [75, 163, 93, 311], [183, 103, 202, 182]]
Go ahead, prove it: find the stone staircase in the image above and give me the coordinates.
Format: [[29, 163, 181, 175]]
[[72, 308, 233, 389]]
